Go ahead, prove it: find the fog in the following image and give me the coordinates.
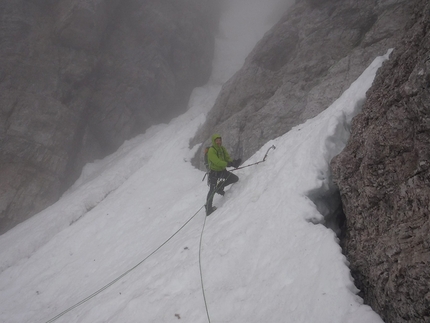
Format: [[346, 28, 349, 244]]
[[210, 0, 295, 84], [0, 1, 386, 322]]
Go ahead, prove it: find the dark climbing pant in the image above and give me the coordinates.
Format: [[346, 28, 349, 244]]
[[206, 170, 239, 213]]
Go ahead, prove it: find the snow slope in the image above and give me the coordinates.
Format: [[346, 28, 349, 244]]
[[0, 1, 389, 322]]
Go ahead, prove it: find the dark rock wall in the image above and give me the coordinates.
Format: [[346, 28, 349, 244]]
[[331, 0, 430, 321], [0, 0, 221, 234], [191, 0, 415, 168]]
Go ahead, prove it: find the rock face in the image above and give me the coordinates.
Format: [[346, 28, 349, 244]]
[[0, 0, 221, 234], [191, 0, 416, 167], [331, 0, 430, 321]]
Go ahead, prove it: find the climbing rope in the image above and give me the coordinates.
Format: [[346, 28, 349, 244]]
[[44, 205, 205, 323], [198, 209, 212, 323]]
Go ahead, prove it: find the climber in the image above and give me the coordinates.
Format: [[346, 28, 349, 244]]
[[205, 134, 241, 216]]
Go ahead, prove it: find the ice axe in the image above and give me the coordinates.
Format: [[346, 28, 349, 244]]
[[230, 145, 276, 171]]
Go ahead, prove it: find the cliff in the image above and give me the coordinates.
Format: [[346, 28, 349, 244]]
[[331, 0, 430, 321], [0, 0, 221, 233], [191, 0, 415, 166]]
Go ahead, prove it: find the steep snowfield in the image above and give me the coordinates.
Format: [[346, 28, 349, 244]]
[[0, 1, 389, 322]]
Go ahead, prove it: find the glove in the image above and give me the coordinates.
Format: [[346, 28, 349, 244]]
[[232, 158, 242, 168]]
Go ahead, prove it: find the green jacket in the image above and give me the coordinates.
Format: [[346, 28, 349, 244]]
[[207, 134, 233, 171]]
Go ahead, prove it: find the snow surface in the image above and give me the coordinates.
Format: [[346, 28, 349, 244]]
[[0, 1, 390, 322]]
